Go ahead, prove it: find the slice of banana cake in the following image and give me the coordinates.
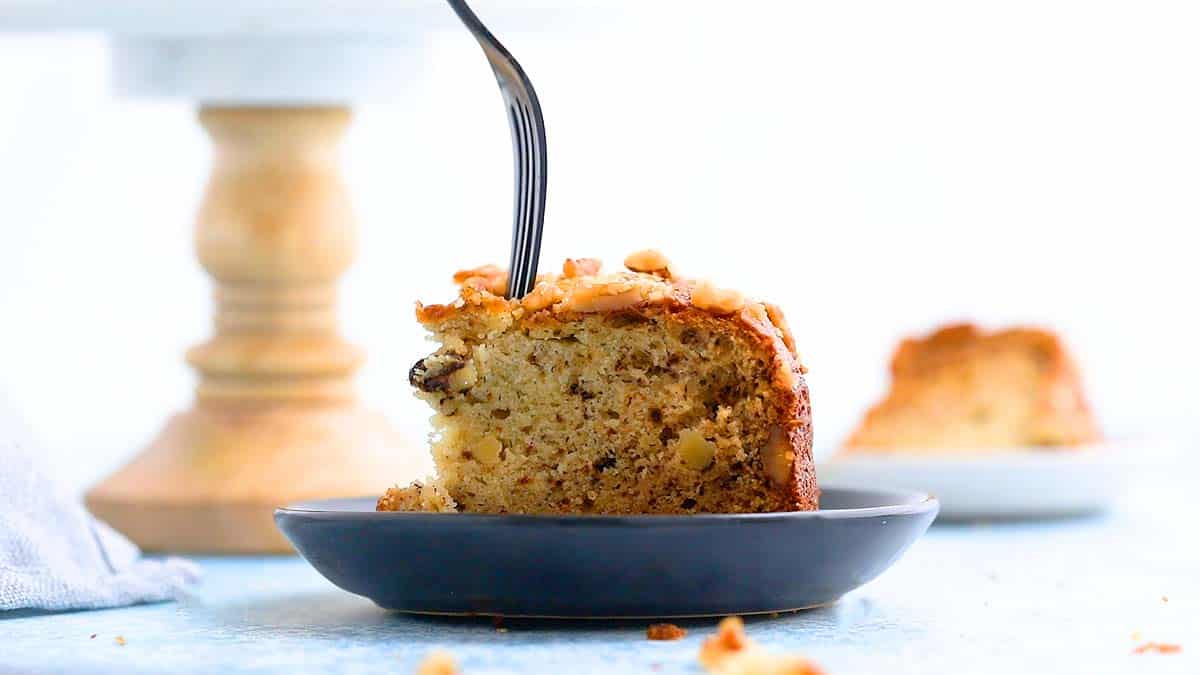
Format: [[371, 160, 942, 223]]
[[379, 250, 817, 514]]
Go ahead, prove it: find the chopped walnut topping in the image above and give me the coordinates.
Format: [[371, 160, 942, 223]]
[[691, 280, 745, 314], [562, 258, 602, 278], [454, 264, 508, 295], [561, 282, 645, 313], [521, 281, 566, 312], [624, 249, 675, 279], [763, 303, 798, 357], [647, 623, 688, 641]]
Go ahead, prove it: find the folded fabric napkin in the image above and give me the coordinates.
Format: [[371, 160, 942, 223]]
[[0, 398, 199, 612]]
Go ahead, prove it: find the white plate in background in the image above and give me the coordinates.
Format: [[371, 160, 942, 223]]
[[818, 442, 1137, 520]]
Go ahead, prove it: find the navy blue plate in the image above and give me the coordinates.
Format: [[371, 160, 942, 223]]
[[275, 486, 937, 618]]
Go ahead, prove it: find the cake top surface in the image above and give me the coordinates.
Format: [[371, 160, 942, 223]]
[[415, 249, 803, 370], [890, 323, 1070, 376]]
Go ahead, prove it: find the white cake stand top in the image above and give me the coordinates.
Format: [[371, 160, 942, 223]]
[[0, 0, 592, 102]]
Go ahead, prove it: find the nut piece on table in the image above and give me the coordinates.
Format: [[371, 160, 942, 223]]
[[416, 650, 460, 675], [699, 616, 824, 675]]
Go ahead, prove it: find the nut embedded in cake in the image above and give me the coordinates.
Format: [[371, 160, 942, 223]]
[[378, 250, 817, 514]]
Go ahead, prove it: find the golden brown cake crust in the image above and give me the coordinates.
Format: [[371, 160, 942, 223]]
[[392, 252, 817, 514], [845, 323, 1101, 452]]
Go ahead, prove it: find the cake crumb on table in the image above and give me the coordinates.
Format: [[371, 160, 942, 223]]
[[114, 636, 126, 646], [416, 650, 460, 675], [1133, 642, 1182, 655], [699, 617, 823, 674], [647, 623, 687, 641]]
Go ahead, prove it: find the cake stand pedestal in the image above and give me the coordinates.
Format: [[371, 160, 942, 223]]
[[86, 106, 403, 552]]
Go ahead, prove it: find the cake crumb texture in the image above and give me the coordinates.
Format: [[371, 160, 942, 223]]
[[845, 323, 1101, 452], [385, 251, 817, 514], [377, 481, 458, 513]]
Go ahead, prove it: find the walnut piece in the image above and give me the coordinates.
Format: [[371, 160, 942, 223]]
[[562, 258, 602, 278], [561, 283, 644, 313], [475, 435, 504, 465], [676, 429, 717, 470], [410, 354, 473, 393], [763, 302, 798, 357], [699, 616, 824, 675], [699, 617, 750, 667], [763, 425, 795, 487], [453, 264, 508, 295], [521, 281, 566, 312], [692, 280, 745, 314], [624, 248, 675, 279]]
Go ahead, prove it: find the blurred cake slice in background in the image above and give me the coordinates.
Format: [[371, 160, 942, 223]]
[[844, 323, 1101, 452], [379, 250, 817, 514]]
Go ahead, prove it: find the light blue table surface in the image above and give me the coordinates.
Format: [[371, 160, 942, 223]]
[[3, 472, 1197, 675]]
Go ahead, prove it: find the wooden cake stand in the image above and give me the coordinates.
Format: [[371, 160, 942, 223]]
[[1, 1, 563, 552]]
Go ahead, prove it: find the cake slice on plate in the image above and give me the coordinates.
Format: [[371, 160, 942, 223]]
[[843, 323, 1101, 452], [378, 250, 817, 514]]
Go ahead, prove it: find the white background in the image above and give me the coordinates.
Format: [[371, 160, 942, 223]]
[[0, 1, 1197, 494]]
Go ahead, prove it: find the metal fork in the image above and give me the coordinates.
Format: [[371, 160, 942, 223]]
[[446, 0, 547, 299]]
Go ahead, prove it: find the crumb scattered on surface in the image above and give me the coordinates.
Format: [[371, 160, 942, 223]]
[[1161, 595, 1169, 603], [699, 617, 823, 674], [89, 634, 96, 639], [1133, 642, 1182, 655], [416, 650, 460, 675], [377, 480, 459, 513], [647, 623, 688, 641], [114, 636, 126, 646]]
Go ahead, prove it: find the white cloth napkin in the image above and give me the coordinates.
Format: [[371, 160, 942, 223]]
[[0, 399, 199, 612]]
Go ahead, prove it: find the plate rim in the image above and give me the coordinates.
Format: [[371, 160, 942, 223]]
[[275, 485, 939, 523], [824, 437, 1145, 465]]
